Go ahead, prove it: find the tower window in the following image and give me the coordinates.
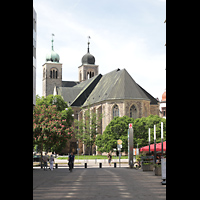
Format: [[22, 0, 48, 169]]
[[87, 71, 95, 80], [50, 68, 58, 79]]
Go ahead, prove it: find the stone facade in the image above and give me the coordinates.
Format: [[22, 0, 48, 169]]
[[79, 99, 157, 136], [78, 64, 99, 82], [74, 98, 159, 155], [42, 62, 62, 97], [42, 41, 160, 155]]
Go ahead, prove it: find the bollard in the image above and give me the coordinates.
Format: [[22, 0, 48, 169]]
[[85, 163, 87, 168], [99, 163, 102, 168], [114, 162, 116, 168], [55, 163, 58, 169]]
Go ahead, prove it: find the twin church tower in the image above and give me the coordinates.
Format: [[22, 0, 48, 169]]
[[42, 35, 99, 97]]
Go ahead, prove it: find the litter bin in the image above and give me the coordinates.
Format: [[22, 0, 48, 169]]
[[114, 162, 116, 168], [99, 163, 102, 168], [85, 163, 87, 168], [55, 163, 58, 169]]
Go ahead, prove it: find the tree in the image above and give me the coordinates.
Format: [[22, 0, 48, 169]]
[[95, 115, 166, 153], [33, 105, 74, 165], [36, 94, 68, 111], [133, 115, 166, 147], [96, 116, 134, 153], [74, 106, 103, 155]]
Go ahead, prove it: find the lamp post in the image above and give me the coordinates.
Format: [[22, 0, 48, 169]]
[[154, 125, 156, 164]]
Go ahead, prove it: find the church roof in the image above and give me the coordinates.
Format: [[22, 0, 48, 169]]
[[82, 68, 151, 107], [57, 74, 102, 106], [62, 81, 79, 87], [57, 68, 158, 107], [57, 87, 82, 105], [71, 74, 102, 106]]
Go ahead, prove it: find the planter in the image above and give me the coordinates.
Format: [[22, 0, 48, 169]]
[[155, 166, 161, 176], [142, 164, 154, 171]]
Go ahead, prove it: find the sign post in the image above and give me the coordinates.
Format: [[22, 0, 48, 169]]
[[117, 139, 122, 167], [128, 123, 133, 168], [161, 157, 166, 185]]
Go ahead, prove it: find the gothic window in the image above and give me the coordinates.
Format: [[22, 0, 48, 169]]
[[113, 104, 119, 118], [50, 68, 58, 79], [130, 105, 137, 119]]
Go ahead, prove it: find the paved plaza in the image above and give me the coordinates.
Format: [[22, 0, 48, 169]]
[[33, 164, 166, 200]]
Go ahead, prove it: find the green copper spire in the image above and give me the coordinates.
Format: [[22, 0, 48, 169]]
[[46, 33, 60, 62]]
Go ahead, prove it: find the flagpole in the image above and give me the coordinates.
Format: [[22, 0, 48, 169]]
[[148, 128, 150, 154], [161, 122, 163, 157], [154, 125, 156, 164]]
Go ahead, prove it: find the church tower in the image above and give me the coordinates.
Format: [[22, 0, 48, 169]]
[[42, 34, 62, 97], [78, 36, 99, 82]]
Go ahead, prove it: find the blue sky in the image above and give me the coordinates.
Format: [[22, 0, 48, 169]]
[[34, 0, 166, 100]]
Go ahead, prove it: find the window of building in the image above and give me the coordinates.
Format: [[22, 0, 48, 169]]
[[50, 68, 58, 79], [87, 71, 95, 79], [162, 107, 166, 117], [113, 104, 119, 118], [130, 105, 137, 119]]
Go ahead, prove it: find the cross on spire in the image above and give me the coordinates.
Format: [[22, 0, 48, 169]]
[[51, 33, 55, 50], [87, 36, 91, 53]]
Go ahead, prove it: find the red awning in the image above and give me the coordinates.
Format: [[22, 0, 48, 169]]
[[139, 141, 166, 152]]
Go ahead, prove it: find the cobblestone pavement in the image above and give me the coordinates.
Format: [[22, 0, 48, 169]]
[[33, 167, 166, 200]]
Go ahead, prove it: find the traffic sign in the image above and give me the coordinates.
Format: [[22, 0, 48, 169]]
[[117, 144, 122, 149], [129, 123, 132, 128], [117, 139, 122, 145]]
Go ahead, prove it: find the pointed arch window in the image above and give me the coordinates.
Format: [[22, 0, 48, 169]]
[[113, 104, 119, 118], [130, 105, 137, 119]]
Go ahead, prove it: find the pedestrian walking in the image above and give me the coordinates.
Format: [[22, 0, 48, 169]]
[[68, 152, 75, 171], [43, 153, 48, 171], [107, 153, 112, 166], [49, 154, 54, 171]]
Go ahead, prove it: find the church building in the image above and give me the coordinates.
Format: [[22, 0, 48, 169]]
[[42, 36, 160, 154]]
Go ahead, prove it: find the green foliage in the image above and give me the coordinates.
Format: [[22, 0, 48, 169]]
[[95, 116, 134, 153], [74, 106, 103, 155], [95, 115, 166, 153], [133, 115, 166, 147], [33, 95, 74, 154], [36, 94, 68, 111]]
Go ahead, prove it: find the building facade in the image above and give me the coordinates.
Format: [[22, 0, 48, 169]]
[[160, 89, 166, 118], [42, 37, 160, 154], [33, 7, 37, 108]]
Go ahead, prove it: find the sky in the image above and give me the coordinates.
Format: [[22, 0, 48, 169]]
[[33, 0, 166, 100]]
